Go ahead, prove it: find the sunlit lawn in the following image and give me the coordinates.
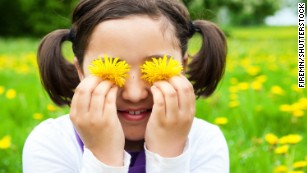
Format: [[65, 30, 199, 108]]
[[0, 26, 306, 172]]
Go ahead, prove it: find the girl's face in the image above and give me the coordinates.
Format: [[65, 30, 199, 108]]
[[78, 15, 185, 141]]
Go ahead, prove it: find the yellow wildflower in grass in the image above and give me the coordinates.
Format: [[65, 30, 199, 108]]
[[47, 104, 56, 112], [273, 165, 287, 173], [214, 117, 228, 125], [238, 82, 249, 90], [229, 86, 238, 93], [0, 135, 11, 149], [6, 89, 16, 99], [229, 100, 240, 108], [279, 104, 292, 112], [251, 81, 262, 91], [265, 133, 278, 145], [279, 134, 302, 145], [246, 66, 260, 76], [274, 145, 289, 154], [88, 55, 130, 87], [256, 75, 267, 83], [0, 86, 4, 95], [141, 55, 183, 85], [33, 113, 43, 120], [230, 77, 238, 85], [285, 134, 302, 144], [271, 86, 285, 95], [298, 98, 307, 110], [292, 110, 304, 118], [293, 161, 307, 169]]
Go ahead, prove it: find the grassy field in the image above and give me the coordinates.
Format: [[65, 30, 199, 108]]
[[0, 26, 306, 172]]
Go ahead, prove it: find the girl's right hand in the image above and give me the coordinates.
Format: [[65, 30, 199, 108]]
[[69, 76, 125, 166]]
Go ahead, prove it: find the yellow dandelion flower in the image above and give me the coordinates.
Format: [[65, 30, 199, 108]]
[[230, 77, 238, 85], [238, 82, 249, 90], [6, 89, 16, 99], [293, 161, 307, 169], [265, 133, 279, 145], [271, 86, 284, 95], [214, 117, 228, 125], [256, 75, 267, 83], [33, 113, 43, 120], [88, 55, 130, 87], [47, 104, 56, 112], [141, 55, 183, 85], [291, 103, 305, 111], [229, 100, 240, 108], [0, 135, 11, 149], [292, 110, 304, 118], [279, 104, 292, 112], [274, 145, 289, 154], [246, 66, 260, 76], [229, 86, 238, 93], [286, 134, 302, 144], [251, 81, 262, 91], [0, 86, 4, 95], [273, 165, 287, 173], [279, 134, 302, 145], [298, 98, 307, 110]]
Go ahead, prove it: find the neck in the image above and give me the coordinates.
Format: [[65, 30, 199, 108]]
[[125, 139, 145, 152]]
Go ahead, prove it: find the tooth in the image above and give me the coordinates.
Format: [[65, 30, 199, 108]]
[[129, 111, 135, 115], [135, 111, 141, 115]]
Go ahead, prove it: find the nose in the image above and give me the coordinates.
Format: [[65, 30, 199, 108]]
[[121, 69, 149, 103]]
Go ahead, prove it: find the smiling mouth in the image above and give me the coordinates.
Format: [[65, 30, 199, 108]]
[[117, 109, 152, 121]]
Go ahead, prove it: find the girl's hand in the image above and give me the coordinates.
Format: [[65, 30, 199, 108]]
[[145, 75, 195, 157], [70, 76, 125, 166]]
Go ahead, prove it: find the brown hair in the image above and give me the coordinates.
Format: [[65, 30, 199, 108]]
[[37, 0, 227, 107]]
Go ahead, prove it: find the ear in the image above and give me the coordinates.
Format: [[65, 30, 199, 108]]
[[74, 57, 84, 80], [182, 53, 188, 74]]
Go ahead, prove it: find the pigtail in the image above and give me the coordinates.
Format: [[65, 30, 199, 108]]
[[37, 29, 80, 106], [187, 20, 227, 97]]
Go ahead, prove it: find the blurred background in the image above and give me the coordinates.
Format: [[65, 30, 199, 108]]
[[0, 0, 306, 172]]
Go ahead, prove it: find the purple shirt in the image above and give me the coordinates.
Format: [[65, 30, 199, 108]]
[[74, 130, 145, 173]]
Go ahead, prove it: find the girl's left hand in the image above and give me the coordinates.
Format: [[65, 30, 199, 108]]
[[145, 75, 195, 157]]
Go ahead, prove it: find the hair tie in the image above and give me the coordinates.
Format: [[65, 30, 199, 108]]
[[188, 21, 199, 38], [67, 28, 75, 42]]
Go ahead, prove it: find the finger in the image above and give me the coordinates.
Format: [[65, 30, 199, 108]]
[[153, 81, 179, 119], [150, 86, 166, 120], [71, 76, 102, 119], [89, 80, 114, 118], [103, 86, 118, 121], [168, 75, 194, 113]]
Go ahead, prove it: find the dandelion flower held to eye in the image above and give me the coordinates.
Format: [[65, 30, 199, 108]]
[[88, 55, 130, 87], [141, 55, 183, 85]]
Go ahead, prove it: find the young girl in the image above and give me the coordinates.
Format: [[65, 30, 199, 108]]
[[23, 0, 229, 172]]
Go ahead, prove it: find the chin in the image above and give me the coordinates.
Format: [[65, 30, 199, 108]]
[[123, 127, 146, 141]]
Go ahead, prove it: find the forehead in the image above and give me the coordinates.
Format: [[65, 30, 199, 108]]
[[84, 15, 181, 64]]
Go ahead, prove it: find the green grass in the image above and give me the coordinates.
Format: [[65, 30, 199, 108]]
[[0, 26, 306, 172]]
